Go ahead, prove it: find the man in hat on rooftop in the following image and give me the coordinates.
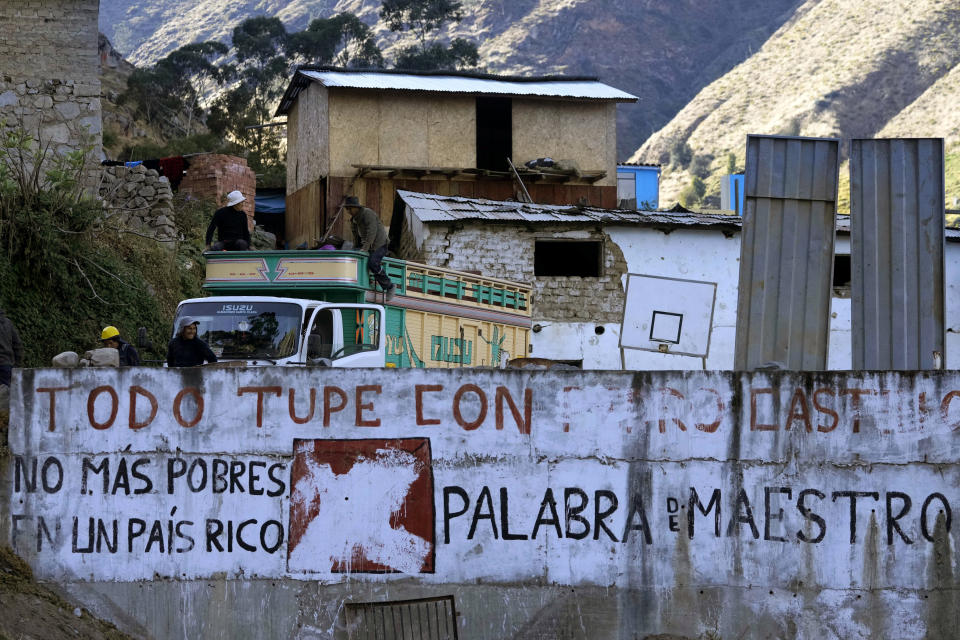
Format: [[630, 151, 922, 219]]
[[345, 196, 396, 299], [205, 190, 251, 251]]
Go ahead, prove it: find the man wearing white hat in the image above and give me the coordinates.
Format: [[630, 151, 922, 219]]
[[205, 190, 251, 251], [166, 316, 218, 367]]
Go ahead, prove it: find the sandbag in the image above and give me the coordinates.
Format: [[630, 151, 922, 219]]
[[82, 347, 120, 367], [52, 351, 80, 368]]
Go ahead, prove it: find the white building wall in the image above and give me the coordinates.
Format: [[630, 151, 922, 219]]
[[532, 228, 959, 371]]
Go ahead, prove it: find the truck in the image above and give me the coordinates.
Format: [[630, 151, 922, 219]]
[[173, 250, 532, 368]]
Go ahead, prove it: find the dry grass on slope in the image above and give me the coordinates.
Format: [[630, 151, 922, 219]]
[[630, 0, 960, 207]]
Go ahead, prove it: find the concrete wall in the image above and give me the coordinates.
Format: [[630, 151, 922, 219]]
[[5, 367, 960, 639], [0, 0, 101, 189], [399, 220, 628, 327]]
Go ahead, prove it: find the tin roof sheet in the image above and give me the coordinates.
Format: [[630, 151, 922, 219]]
[[276, 67, 637, 115], [396, 190, 742, 229], [398, 192, 960, 239]]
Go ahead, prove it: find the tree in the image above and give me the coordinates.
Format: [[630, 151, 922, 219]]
[[120, 65, 181, 132], [208, 17, 290, 177], [395, 37, 479, 71], [726, 152, 738, 175], [288, 14, 383, 68], [669, 139, 693, 170], [679, 177, 706, 208], [161, 41, 230, 135], [380, 0, 479, 70], [690, 153, 712, 179], [120, 41, 229, 137]]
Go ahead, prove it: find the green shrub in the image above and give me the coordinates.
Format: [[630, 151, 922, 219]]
[[670, 138, 694, 169], [0, 124, 207, 366], [679, 177, 707, 208]]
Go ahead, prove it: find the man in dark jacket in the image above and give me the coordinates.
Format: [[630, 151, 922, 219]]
[[346, 196, 395, 299], [167, 317, 218, 367], [205, 190, 250, 251], [0, 307, 23, 387], [100, 325, 140, 366]]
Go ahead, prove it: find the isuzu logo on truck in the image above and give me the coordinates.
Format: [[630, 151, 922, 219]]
[[218, 304, 255, 314]]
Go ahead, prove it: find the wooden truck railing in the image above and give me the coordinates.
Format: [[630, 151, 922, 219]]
[[202, 250, 531, 318]]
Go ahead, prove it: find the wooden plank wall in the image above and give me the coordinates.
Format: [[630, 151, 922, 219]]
[[285, 180, 325, 247]]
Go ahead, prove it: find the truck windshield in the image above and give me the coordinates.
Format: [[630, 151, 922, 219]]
[[175, 301, 302, 360]]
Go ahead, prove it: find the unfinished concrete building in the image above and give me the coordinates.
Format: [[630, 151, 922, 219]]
[[275, 67, 637, 247]]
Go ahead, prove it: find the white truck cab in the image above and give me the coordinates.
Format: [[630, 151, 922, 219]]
[[173, 296, 386, 367]]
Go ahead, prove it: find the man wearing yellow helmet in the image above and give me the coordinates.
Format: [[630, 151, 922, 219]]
[[100, 326, 140, 366]]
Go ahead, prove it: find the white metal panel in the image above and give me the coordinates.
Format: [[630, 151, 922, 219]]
[[620, 274, 717, 358], [300, 70, 638, 101]]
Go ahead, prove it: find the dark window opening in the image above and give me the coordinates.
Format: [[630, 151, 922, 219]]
[[534, 240, 603, 277], [833, 254, 851, 297], [476, 97, 512, 172]]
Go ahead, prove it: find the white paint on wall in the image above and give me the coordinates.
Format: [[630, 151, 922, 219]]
[[8, 366, 960, 601]]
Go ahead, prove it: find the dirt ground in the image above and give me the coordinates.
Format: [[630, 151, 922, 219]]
[[0, 405, 133, 640], [0, 546, 134, 640]]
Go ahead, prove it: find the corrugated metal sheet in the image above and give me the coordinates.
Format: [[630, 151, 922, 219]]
[[277, 68, 637, 114], [300, 69, 637, 100], [397, 191, 960, 239], [850, 138, 945, 370], [837, 214, 960, 241], [734, 135, 840, 370], [396, 190, 742, 228]]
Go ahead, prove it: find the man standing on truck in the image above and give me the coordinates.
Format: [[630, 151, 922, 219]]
[[346, 196, 396, 300], [100, 325, 140, 366], [205, 190, 251, 251], [167, 317, 218, 367]]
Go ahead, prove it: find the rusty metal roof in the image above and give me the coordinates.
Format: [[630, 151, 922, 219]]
[[397, 192, 960, 240], [396, 190, 742, 229], [276, 67, 637, 115]]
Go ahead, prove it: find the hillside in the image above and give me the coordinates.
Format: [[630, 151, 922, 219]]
[[99, 0, 805, 159], [630, 0, 960, 209]]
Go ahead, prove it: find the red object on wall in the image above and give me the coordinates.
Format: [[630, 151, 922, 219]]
[[179, 154, 256, 219], [288, 438, 435, 573]]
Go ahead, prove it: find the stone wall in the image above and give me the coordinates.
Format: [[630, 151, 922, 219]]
[[0, 0, 101, 190], [399, 220, 628, 323], [99, 165, 176, 244]]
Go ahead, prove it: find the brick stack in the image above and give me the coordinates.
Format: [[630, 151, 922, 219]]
[[179, 154, 256, 219]]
